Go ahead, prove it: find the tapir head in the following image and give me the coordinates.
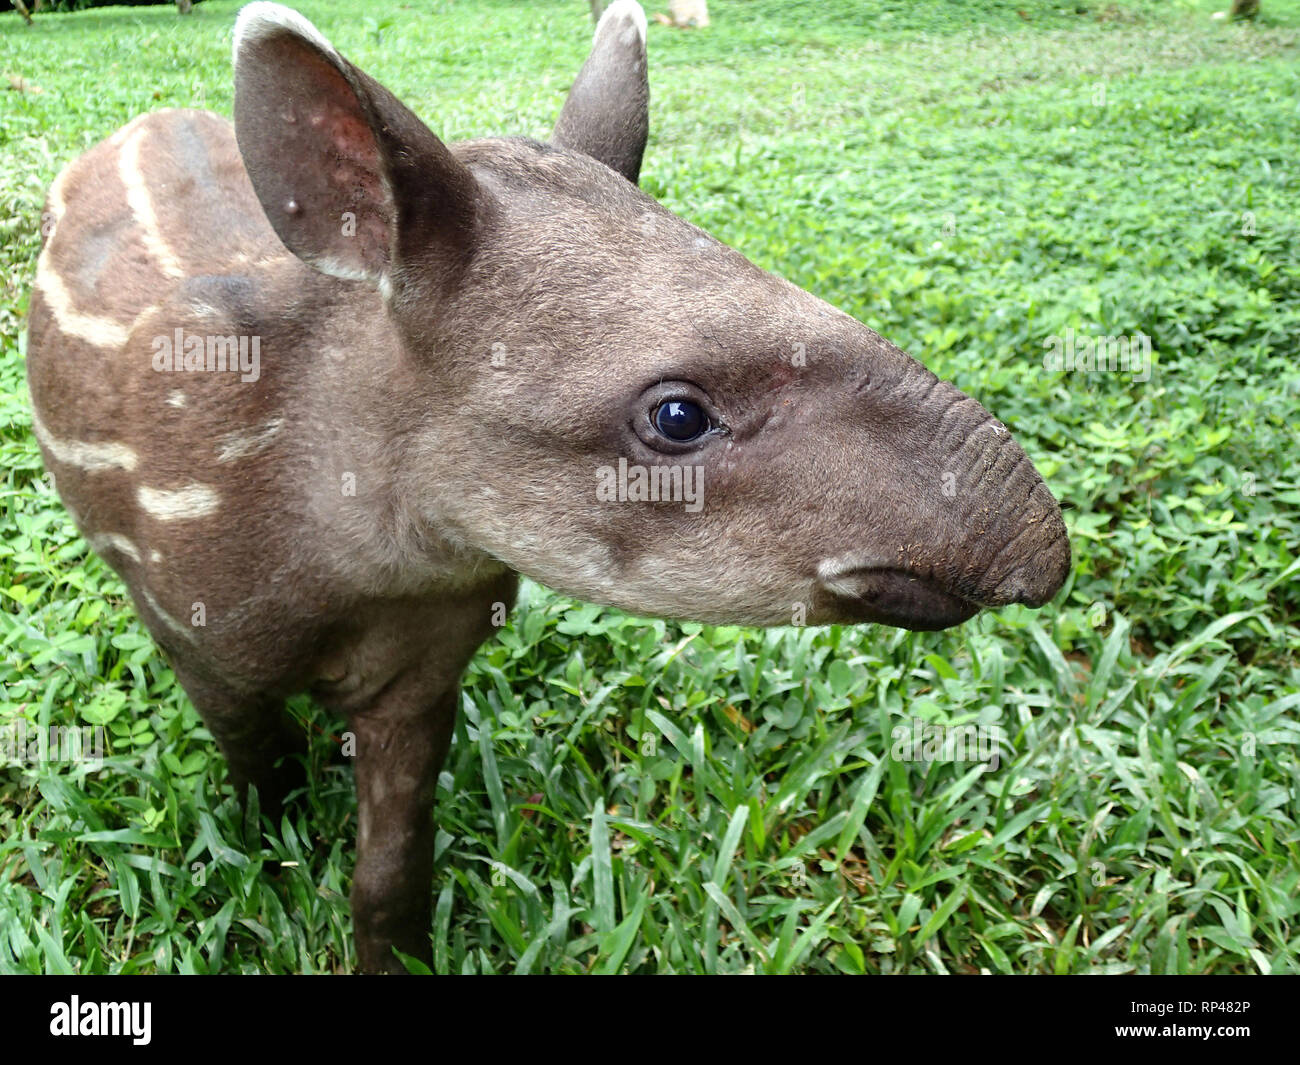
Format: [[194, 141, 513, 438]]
[[233, 1, 1070, 630]]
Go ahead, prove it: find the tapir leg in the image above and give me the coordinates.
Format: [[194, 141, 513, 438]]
[[169, 660, 307, 831], [348, 681, 461, 973]]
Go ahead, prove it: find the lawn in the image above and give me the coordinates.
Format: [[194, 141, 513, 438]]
[[1, 0, 1297, 974]]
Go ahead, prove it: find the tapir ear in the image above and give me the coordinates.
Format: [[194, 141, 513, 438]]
[[232, 2, 481, 292], [552, 0, 650, 184]]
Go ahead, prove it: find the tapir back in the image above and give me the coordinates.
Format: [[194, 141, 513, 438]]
[[27, 108, 383, 685]]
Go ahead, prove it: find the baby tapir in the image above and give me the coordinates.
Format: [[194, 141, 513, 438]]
[[25, 1, 1070, 971]]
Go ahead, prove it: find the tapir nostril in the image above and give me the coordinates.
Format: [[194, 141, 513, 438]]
[[986, 522, 1071, 608]]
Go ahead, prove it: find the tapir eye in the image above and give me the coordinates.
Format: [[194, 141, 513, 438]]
[[652, 400, 709, 441], [632, 382, 724, 454]]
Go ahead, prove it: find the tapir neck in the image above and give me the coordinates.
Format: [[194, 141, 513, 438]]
[[267, 269, 509, 598]]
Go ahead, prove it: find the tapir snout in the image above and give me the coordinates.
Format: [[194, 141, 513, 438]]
[[809, 360, 1071, 631]]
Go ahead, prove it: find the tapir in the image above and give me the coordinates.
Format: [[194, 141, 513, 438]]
[[25, 1, 1070, 971]]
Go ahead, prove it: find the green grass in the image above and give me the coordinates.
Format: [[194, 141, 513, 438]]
[[2, 0, 1298, 974]]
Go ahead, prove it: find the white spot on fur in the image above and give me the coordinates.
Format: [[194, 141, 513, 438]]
[[816, 554, 889, 599], [34, 160, 153, 350], [41, 160, 70, 237], [312, 255, 385, 290], [138, 484, 219, 521], [149, 549, 163, 564], [166, 390, 187, 409], [215, 418, 283, 462], [89, 532, 141, 564], [32, 266, 131, 349], [105, 112, 153, 149], [187, 300, 224, 320], [139, 586, 194, 643], [120, 126, 184, 279], [30, 407, 140, 473]]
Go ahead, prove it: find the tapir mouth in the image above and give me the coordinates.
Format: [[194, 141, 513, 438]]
[[815, 566, 981, 631]]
